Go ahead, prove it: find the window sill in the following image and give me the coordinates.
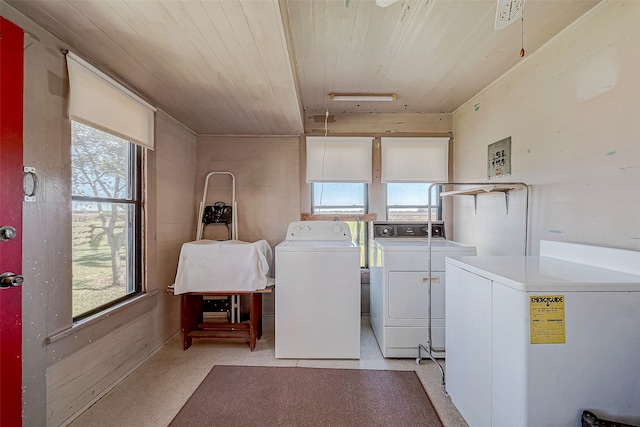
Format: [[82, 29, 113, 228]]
[[46, 290, 158, 364]]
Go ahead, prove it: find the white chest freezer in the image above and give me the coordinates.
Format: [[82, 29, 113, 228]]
[[445, 240, 640, 427]]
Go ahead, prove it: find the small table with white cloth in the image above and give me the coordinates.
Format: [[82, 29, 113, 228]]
[[172, 239, 274, 350]]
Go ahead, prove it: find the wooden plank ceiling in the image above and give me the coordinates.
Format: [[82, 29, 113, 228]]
[[6, 0, 599, 135]]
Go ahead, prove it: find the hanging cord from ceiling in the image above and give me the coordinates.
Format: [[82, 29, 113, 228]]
[[318, 109, 330, 208], [520, 8, 525, 57]]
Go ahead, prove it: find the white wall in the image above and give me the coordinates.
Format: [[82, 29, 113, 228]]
[[452, 2, 640, 255], [17, 9, 71, 426], [196, 136, 301, 249], [42, 113, 195, 427]]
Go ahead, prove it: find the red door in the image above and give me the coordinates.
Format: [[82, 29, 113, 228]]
[[0, 16, 24, 427]]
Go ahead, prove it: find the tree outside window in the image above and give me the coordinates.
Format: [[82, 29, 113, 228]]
[[71, 121, 141, 319]]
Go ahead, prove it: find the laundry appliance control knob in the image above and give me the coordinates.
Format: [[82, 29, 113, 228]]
[[379, 226, 393, 237]]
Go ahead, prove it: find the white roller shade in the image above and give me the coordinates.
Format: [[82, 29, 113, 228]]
[[66, 52, 156, 150], [381, 137, 449, 183], [306, 136, 373, 183]]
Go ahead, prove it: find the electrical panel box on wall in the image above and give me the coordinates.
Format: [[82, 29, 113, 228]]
[[488, 137, 511, 179]]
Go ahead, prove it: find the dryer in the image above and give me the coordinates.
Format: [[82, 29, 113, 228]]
[[369, 221, 476, 358], [275, 221, 360, 359]]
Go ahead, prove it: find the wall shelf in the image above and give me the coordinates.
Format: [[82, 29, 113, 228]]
[[440, 183, 526, 214], [421, 180, 530, 384]]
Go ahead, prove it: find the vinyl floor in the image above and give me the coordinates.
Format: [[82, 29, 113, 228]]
[[68, 316, 468, 427]]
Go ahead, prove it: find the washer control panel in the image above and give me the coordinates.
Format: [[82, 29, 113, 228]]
[[285, 221, 352, 241], [372, 221, 445, 239]]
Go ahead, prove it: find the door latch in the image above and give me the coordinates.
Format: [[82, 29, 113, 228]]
[[0, 272, 24, 289]]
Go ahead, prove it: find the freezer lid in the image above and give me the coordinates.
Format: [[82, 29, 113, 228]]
[[446, 255, 640, 292]]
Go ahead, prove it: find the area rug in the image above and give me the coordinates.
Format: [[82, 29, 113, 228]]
[[169, 365, 443, 427]]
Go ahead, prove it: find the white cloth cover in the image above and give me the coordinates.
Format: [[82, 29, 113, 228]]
[[173, 239, 272, 294]]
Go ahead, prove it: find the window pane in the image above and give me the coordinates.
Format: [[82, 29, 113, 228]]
[[387, 208, 438, 222], [387, 183, 441, 221], [312, 183, 365, 211], [345, 221, 367, 266], [311, 183, 368, 267], [387, 183, 438, 205], [72, 202, 134, 317], [71, 120, 139, 319], [72, 121, 133, 199]]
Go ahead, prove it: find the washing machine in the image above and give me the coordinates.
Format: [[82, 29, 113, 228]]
[[369, 221, 476, 358], [275, 221, 360, 359]]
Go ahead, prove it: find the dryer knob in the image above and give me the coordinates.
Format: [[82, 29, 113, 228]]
[[333, 224, 343, 234]]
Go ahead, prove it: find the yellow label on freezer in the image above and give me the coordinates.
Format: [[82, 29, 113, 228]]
[[530, 295, 566, 344]]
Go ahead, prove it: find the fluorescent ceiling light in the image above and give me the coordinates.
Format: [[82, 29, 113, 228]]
[[330, 93, 396, 102], [375, 0, 399, 7]]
